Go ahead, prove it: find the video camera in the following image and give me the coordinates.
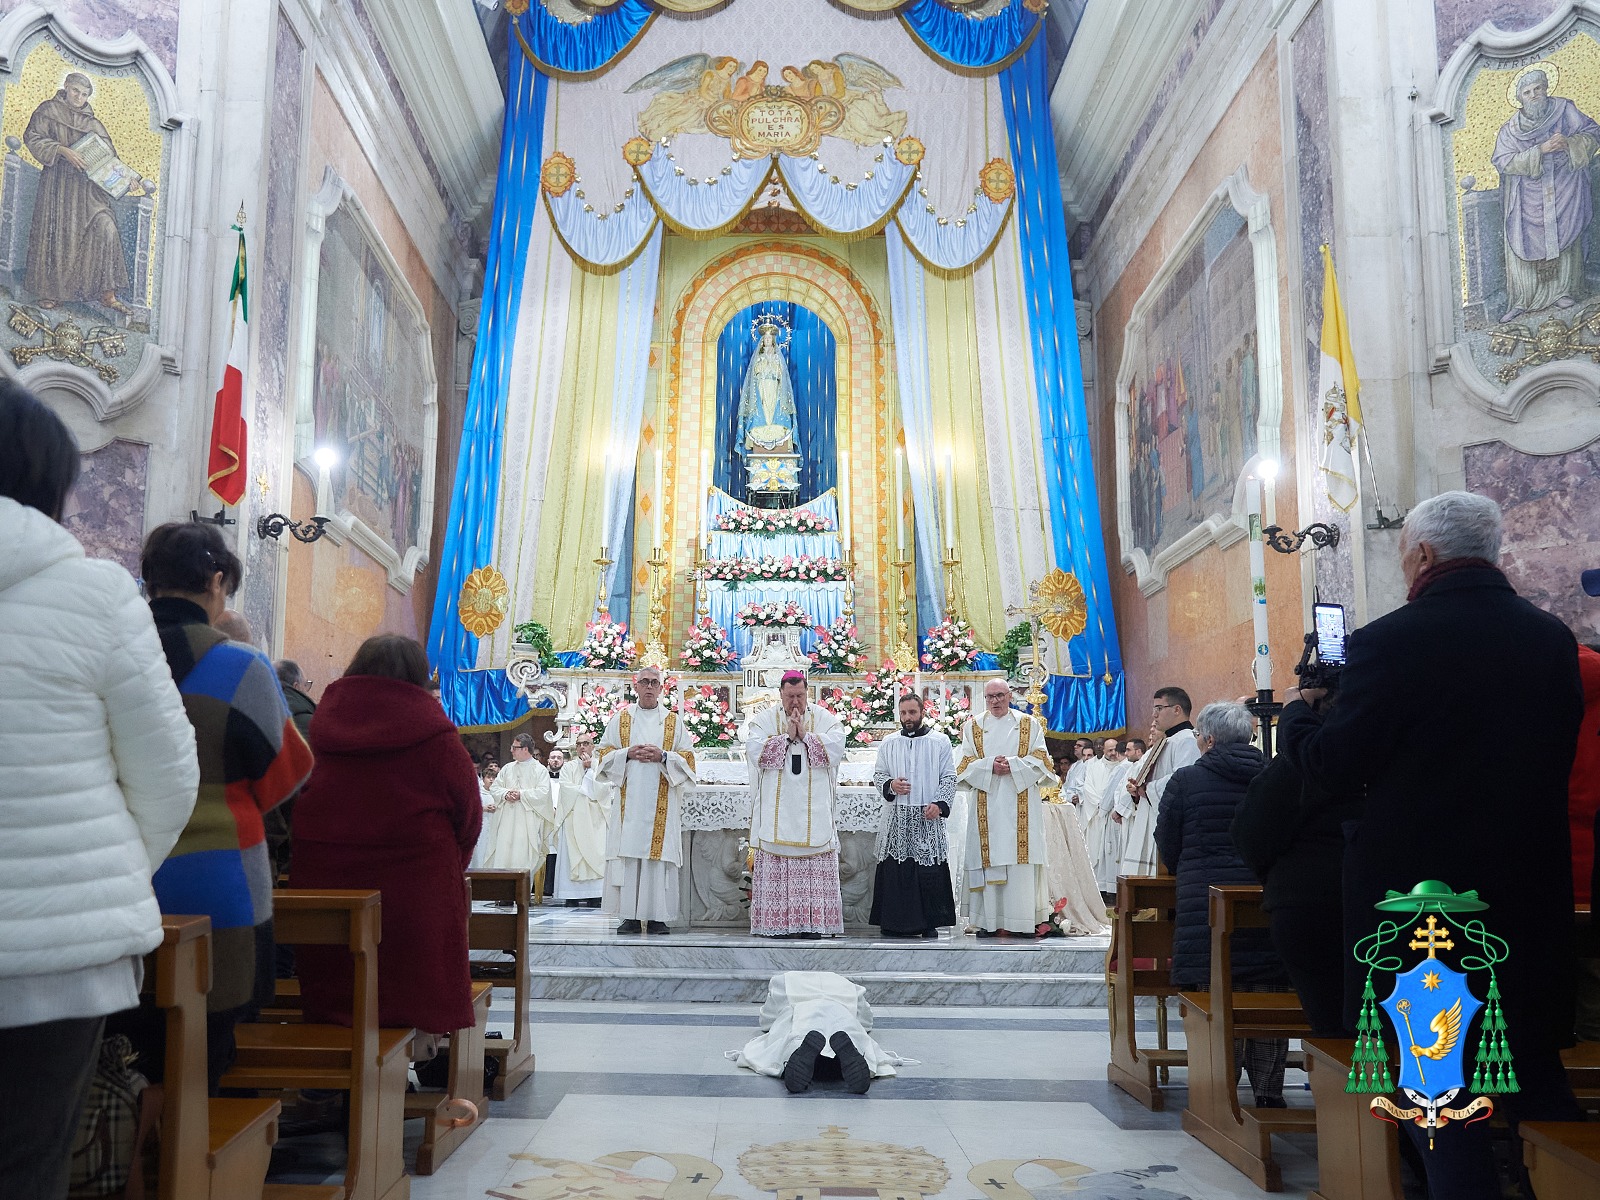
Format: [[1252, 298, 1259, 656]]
[[1293, 602, 1346, 692]]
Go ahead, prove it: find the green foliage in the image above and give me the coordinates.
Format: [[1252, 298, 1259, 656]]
[[511, 620, 559, 669], [995, 621, 1033, 676]]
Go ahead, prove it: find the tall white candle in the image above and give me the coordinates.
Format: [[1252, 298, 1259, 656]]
[[653, 450, 664, 548], [894, 448, 906, 552], [698, 448, 710, 548], [1246, 477, 1272, 692], [942, 452, 955, 551], [838, 451, 851, 551]]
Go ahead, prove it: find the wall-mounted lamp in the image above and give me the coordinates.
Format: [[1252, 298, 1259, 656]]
[[1262, 522, 1341, 554], [256, 447, 337, 543]]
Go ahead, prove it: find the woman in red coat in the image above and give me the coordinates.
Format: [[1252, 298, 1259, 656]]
[[290, 635, 482, 1037]]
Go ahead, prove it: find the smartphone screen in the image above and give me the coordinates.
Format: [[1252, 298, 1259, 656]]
[[1314, 603, 1347, 665]]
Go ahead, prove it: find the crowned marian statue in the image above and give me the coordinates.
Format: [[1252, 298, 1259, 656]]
[[736, 319, 800, 487]]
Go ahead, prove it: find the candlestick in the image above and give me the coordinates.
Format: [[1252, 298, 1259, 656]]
[[593, 545, 614, 617], [942, 452, 955, 551], [1246, 477, 1272, 692], [890, 555, 915, 671], [941, 546, 962, 620], [894, 447, 906, 552], [641, 544, 669, 669], [653, 451, 664, 548]]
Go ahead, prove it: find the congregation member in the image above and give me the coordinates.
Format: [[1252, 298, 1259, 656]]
[[552, 734, 608, 907], [869, 693, 957, 939], [136, 521, 313, 1089], [1281, 490, 1583, 1194], [596, 665, 696, 934], [957, 680, 1054, 937], [746, 671, 848, 938], [486, 732, 554, 890], [290, 635, 482, 1054], [0, 386, 199, 1200], [1155, 700, 1289, 1107], [266, 659, 316, 883], [1115, 688, 1200, 876], [214, 607, 253, 644]]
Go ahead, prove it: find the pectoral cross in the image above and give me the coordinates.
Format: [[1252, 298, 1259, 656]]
[[1408, 915, 1454, 959]]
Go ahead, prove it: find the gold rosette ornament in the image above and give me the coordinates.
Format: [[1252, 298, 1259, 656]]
[[1034, 567, 1088, 640], [540, 151, 577, 197], [458, 566, 510, 638], [622, 136, 654, 167], [503, 0, 529, 14], [894, 136, 925, 166], [978, 158, 1016, 204]]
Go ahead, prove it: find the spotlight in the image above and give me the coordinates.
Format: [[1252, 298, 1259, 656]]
[[1257, 458, 1280, 480], [313, 446, 339, 471]]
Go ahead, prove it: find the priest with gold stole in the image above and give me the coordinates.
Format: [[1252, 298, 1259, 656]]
[[745, 670, 847, 938], [594, 666, 697, 934], [957, 680, 1056, 937]]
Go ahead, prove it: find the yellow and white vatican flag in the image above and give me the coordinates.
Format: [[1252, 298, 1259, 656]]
[[1317, 244, 1361, 513]]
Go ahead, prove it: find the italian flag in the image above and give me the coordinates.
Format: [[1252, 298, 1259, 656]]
[[1317, 244, 1361, 513], [206, 224, 248, 506]]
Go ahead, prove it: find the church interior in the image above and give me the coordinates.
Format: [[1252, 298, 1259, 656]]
[[3, 0, 1600, 1198]]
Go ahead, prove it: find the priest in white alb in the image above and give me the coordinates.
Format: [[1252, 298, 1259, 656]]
[[551, 733, 607, 907], [1086, 737, 1129, 894], [485, 733, 554, 890], [595, 666, 697, 934], [957, 680, 1055, 937], [1115, 687, 1201, 877], [746, 670, 847, 938], [869, 692, 957, 939]]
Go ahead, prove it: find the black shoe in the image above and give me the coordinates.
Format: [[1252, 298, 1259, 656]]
[[646, 921, 670, 935], [783, 1030, 825, 1094], [616, 919, 642, 934], [975, 928, 998, 938], [796, 931, 823, 940], [830, 1031, 871, 1094], [921, 929, 939, 939]]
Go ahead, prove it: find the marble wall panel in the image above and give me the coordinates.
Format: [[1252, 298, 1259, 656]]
[[43, 1, 178, 78], [63, 435, 146, 575], [1435, 0, 1563, 70], [238, 9, 307, 648], [1463, 437, 1600, 641]]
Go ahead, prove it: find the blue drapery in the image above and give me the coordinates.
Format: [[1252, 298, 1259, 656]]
[[426, 33, 546, 730], [513, 0, 652, 76], [901, 0, 1042, 72], [1000, 35, 1125, 735], [713, 303, 837, 505]]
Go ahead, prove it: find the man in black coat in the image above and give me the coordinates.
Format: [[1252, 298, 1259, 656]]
[[1280, 490, 1583, 1196]]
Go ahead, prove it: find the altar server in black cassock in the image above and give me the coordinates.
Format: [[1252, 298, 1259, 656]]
[[870, 694, 957, 938]]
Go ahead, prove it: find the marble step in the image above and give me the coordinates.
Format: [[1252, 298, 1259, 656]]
[[527, 964, 1107, 1006]]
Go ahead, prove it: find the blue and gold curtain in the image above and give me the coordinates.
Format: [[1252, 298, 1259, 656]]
[[712, 302, 838, 506]]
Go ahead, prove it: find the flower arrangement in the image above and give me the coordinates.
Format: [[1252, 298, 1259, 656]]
[[736, 600, 814, 629], [1037, 896, 1075, 939], [699, 554, 848, 585], [682, 684, 739, 747], [712, 506, 834, 536], [809, 617, 867, 673], [579, 613, 636, 670], [570, 683, 628, 741], [921, 616, 979, 673], [679, 616, 739, 671], [817, 685, 878, 747], [922, 692, 972, 746]]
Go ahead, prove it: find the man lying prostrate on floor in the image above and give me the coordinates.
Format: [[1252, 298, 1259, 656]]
[[726, 970, 909, 1095]]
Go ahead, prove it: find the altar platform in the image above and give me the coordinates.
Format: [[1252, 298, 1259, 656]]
[[516, 906, 1110, 1008]]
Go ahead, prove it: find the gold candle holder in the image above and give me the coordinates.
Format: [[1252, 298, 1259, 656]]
[[941, 546, 962, 620], [839, 546, 856, 621], [890, 555, 915, 672], [641, 545, 669, 669], [593, 545, 613, 617]]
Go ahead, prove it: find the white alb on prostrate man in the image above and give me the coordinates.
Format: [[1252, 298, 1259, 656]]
[[552, 734, 608, 906], [957, 680, 1056, 937], [746, 670, 847, 938], [1115, 687, 1201, 876], [595, 666, 697, 934]]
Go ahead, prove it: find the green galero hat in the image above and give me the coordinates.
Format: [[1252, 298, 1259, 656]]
[[1373, 879, 1490, 914]]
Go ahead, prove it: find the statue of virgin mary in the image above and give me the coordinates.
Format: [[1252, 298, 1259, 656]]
[[735, 321, 799, 461]]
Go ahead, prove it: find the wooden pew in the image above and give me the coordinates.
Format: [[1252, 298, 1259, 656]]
[[1179, 884, 1316, 1192], [1521, 1122, 1600, 1200], [467, 869, 536, 1099], [1302, 1038, 1402, 1200], [221, 891, 412, 1200], [1106, 874, 1185, 1110]]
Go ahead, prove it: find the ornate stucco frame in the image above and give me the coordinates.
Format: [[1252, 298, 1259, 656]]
[[0, 4, 187, 420], [1112, 165, 1285, 596], [292, 166, 438, 591]]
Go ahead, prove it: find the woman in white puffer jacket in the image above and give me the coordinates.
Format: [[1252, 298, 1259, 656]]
[[0, 384, 199, 1200]]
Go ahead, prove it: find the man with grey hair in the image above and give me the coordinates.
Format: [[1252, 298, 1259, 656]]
[[1281, 490, 1584, 1193]]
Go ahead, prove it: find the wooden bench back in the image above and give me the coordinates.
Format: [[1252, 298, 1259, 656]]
[[271, 889, 382, 1039], [466, 869, 535, 1100], [1114, 875, 1179, 994], [145, 915, 212, 1200]]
